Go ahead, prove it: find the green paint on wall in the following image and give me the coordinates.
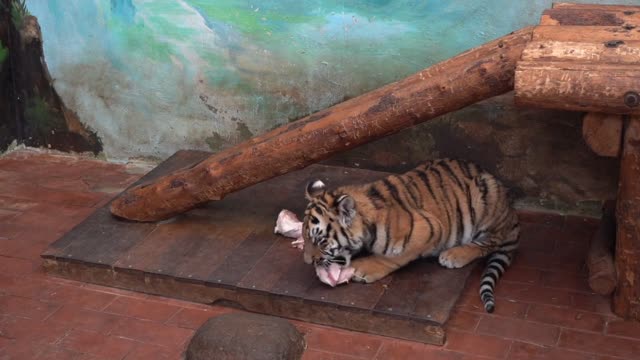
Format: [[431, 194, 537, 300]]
[[205, 131, 225, 152], [24, 96, 65, 136], [188, 0, 318, 43], [10, 0, 30, 28], [0, 41, 8, 65]]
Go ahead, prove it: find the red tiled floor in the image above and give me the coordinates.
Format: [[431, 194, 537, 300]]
[[0, 149, 639, 359]]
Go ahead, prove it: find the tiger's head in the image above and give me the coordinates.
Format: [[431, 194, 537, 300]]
[[302, 180, 365, 267]]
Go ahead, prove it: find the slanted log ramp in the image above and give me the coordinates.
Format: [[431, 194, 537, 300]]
[[44, 2, 640, 347]]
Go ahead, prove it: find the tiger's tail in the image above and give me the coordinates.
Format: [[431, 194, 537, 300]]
[[479, 250, 515, 313]]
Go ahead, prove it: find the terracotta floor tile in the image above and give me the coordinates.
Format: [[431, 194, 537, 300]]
[[46, 306, 123, 334], [165, 307, 233, 330], [541, 270, 592, 293], [508, 341, 599, 360], [302, 349, 364, 360], [444, 330, 511, 358], [476, 316, 560, 346], [496, 281, 574, 307], [123, 342, 184, 360], [445, 309, 481, 331], [103, 296, 181, 322], [1, 149, 638, 360], [0, 295, 60, 320], [302, 326, 383, 359], [606, 318, 640, 340], [526, 304, 606, 332], [0, 316, 70, 345], [0, 255, 39, 275], [59, 329, 137, 359], [559, 328, 640, 358], [33, 346, 86, 360], [108, 317, 193, 348]]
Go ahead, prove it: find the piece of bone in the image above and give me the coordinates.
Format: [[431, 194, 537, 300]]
[[274, 209, 302, 238], [274, 209, 304, 249]]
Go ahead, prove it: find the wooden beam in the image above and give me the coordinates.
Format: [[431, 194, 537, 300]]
[[515, 61, 640, 114], [521, 40, 640, 65], [541, 7, 640, 27], [109, 27, 535, 222], [587, 200, 617, 295], [532, 25, 640, 42], [613, 116, 640, 320], [582, 113, 623, 157], [552, 3, 640, 12]]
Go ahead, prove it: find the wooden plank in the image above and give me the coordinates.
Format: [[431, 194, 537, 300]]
[[514, 61, 640, 114], [613, 116, 640, 320], [521, 40, 640, 64], [374, 260, 433, 318], [236, 235, 302, 292], [541, 8, 640, 26], [113, 212, 253, 281], [532, 25, 640, 42], [207, 230, 279, 288], [41, 207, 156, 265], [42, 152, 477, 345], [109, 27, 535, 222], [582, 113, 624, 157]]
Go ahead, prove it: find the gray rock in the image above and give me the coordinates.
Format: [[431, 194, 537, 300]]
[[185, 313, 306, 360]]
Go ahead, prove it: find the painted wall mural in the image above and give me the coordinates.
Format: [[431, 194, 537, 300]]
[[22, 0, 635, 212], [18, 0, 585, 159]]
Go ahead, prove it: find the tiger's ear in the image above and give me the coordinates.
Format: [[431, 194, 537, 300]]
[[336, 194, 356, 227], [305, 180, 326, 200]]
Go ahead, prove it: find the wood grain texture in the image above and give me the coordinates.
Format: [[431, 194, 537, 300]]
[[552, 3, 640, 12], [582, 112, 623, 157], [109, 27, 535, 222], [515, 61, 640, 114], [540, 8, 640, 26], [587, 200, 617, 295], [614, 116, 640, 320]]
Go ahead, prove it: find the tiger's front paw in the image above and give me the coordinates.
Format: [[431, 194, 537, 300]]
[[350, 257, 389, 283]]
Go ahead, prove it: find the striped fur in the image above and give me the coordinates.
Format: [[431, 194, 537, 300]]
[[302, 159, 520, 313]]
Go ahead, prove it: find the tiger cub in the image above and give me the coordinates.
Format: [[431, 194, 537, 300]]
[[302, 158, 519, 313]]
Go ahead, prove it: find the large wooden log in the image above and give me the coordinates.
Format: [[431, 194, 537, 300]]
[[540, 6, 640, 27], [614, 116, 640, 320], [515, 25, 640, 115], [515, 61, 640, 114], [587, 200, 617, 295], [582, 112, 623, 157], [109, 27, 534, 222]]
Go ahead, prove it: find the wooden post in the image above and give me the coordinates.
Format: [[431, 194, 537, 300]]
[[109, 27, 534, 222], [587, 200, 617, 295], [613, 116, 640, 320]]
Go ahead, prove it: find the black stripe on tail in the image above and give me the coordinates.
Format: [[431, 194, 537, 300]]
[[479, 251, 514, 313]]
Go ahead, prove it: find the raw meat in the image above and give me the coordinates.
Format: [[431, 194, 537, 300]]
[[315, 264, 355, 287]]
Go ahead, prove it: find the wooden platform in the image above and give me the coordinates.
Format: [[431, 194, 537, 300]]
[[41, 150, 475, 345]]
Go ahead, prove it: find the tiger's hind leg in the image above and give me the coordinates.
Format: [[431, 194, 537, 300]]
[[438, 245, 485, 269]]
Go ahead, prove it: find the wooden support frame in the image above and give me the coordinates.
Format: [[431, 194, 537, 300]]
[[614, 116, 640, 320]]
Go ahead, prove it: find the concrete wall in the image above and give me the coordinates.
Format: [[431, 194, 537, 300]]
[[25, 0, 632, 212]]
